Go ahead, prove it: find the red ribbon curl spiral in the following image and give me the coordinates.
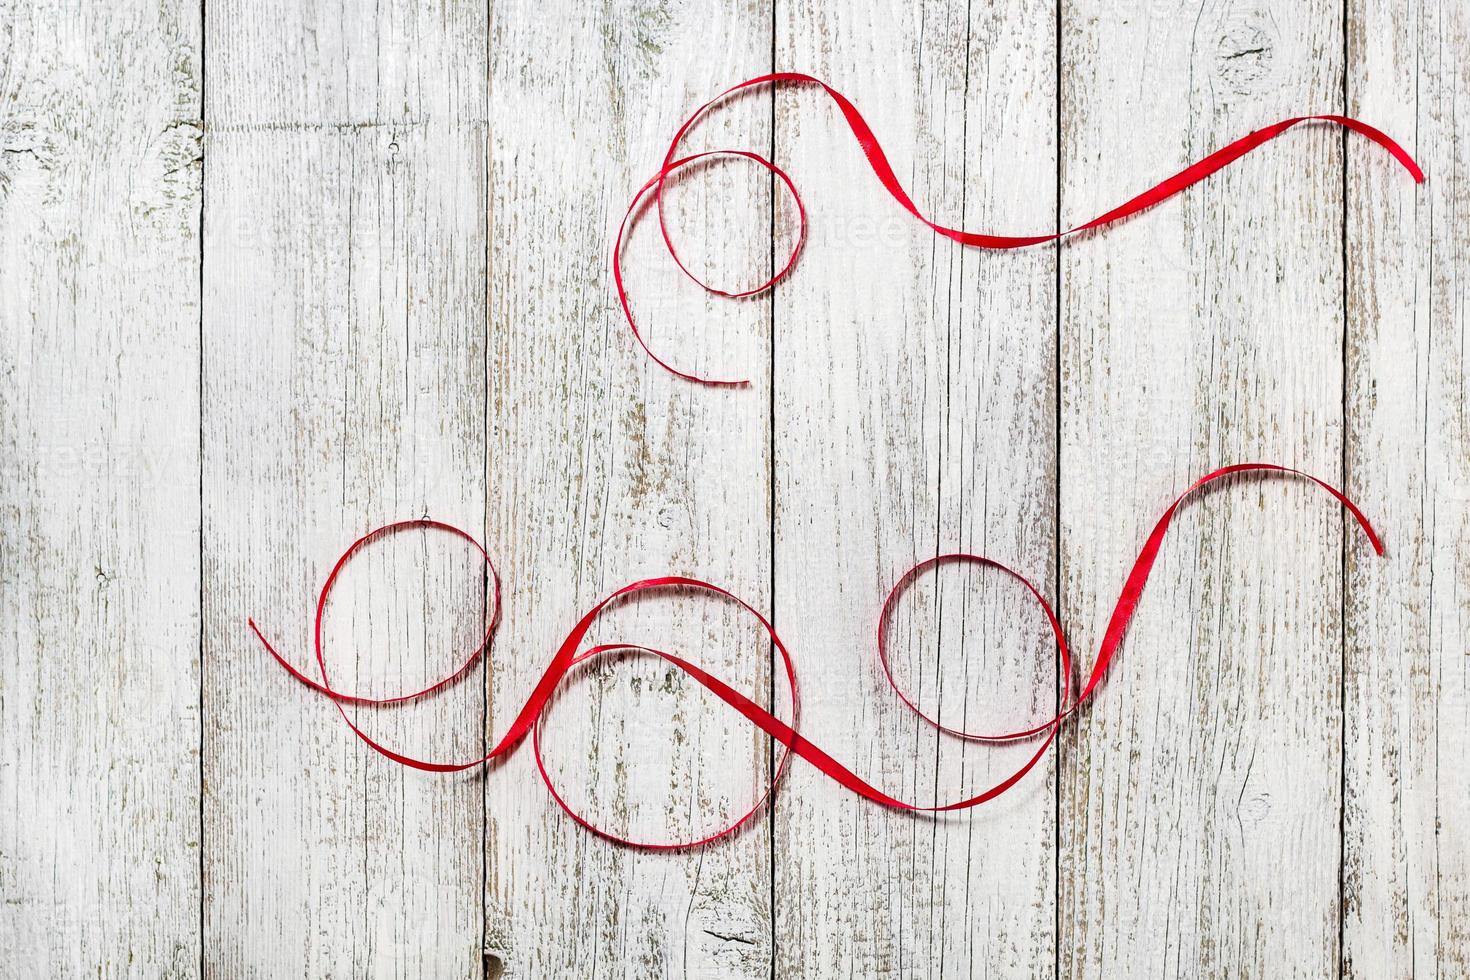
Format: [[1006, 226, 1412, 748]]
[[252, 464, 1383, 849], [256, 75, 1418, 848], [615, 72, 1423, 385]]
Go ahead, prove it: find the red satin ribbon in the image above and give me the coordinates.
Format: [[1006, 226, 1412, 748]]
[[251, 464, 1382, 849], [255, 74, 1415, 847], [616, 72, 1425, 385]]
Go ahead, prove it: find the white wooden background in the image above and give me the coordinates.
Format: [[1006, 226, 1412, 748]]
[[0, 0, 1464, 976]]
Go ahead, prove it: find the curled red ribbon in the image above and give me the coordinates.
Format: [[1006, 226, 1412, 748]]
[[255, 75, 1416, 847], [615, 72, 1425, 385], [251, 463, 1383, 849]]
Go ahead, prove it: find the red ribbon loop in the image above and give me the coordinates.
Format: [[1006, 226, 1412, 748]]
[[616, 72, 1424, 385], [252, 464, 1383, 848], [254, 75, 1413, 848]]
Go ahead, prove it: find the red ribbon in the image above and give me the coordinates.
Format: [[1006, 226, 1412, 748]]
[[616, 72, 1424, 385], [255, 75, 1417, 847], [251, 464, 1383, 849]]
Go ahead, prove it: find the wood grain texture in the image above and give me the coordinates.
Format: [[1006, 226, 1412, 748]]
[[202, 0, 488, 974], [1343, 0, 1470, 976], [773, 1, 1058, 975], [482, 2, 774, 977], [1057, 2, 1349, 977], [4, 0, 1468, 974], [0, 1, 202, 975]]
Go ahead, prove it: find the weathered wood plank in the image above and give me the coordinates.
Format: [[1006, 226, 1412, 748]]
[[482, 2, 774, 976], [1343, 1, 1470, 976], [773, 2, 1058, 975], [0, 1, 202, 975], [7, 0, 1463, 972], [1057, 2, 1348, 977], [202, 0, 488, 974]]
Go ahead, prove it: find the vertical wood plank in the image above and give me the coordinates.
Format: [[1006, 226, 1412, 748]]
[[773, 2, 1059, 975], [483, 2, 774, 976], [0, 1, 202, 974], [1057, 2, 1347, 977], [1344, 1, 1470, 976], [202, 0, 488, 974]]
